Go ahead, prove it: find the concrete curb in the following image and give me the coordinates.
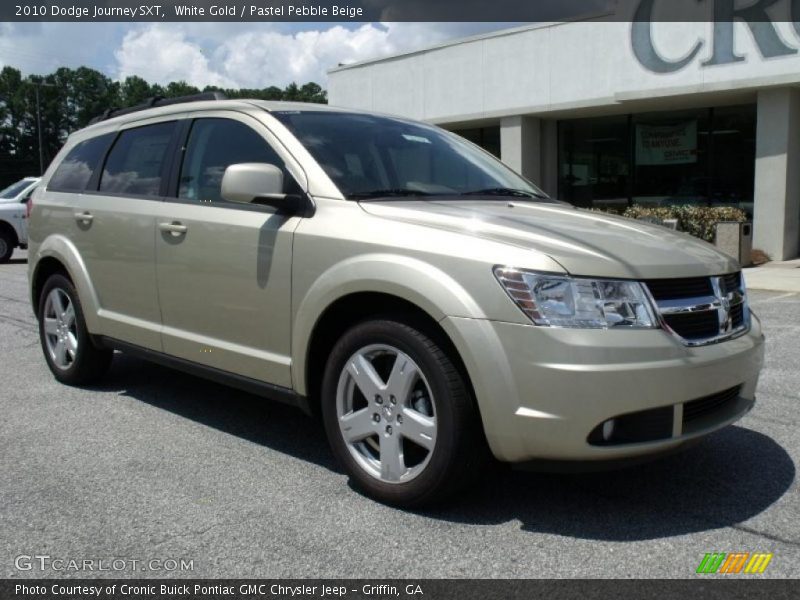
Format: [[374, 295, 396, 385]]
[[744, 268, 800, 293]]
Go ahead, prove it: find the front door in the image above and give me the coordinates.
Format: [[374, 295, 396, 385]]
[[155, 115, 303, 388]]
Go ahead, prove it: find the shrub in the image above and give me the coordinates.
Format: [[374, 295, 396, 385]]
[[751, 248, 771, 266], [620, 205, 749, 243]]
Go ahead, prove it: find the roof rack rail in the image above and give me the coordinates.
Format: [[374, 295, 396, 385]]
[[88, 91, 227, 125]]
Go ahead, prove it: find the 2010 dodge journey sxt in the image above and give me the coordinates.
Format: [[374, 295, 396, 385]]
[[28, 94, 765, 506]]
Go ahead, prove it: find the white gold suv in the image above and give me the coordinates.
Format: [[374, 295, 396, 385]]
[[27, 94, 765, 506]]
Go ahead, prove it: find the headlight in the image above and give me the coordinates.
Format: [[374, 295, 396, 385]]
[[494, 267, 658, 329]]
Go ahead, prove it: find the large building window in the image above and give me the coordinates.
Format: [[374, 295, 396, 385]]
[[709, 105, 756, 216], [557, 105, 756, 217], [632, 108, 710, 207], [558, 116, 629, 211], [452, 127, 501, 158]]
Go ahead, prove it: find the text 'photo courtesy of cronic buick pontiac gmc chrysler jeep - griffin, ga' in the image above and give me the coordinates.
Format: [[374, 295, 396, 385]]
[[27, 93, 764, 506]]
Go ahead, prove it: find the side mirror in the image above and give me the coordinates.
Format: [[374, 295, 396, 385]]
[[221, 163, 306, 213]]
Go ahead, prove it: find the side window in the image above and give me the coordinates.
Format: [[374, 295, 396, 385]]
[[178, 118, 297, 204], [48, 134, 113, 192], [99, 122, 176, 197]]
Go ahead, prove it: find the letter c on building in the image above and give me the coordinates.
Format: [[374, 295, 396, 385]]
[[632, 0, 704, 73]]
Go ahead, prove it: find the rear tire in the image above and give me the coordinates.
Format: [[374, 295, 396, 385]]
[[0, 230, 13, 263], [321, 318, 487, 507], [38, 273, 112, 385]]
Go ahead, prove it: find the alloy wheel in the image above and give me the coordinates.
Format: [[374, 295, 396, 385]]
[[43, 288, 78, 370], [336, 344, 437, 483]]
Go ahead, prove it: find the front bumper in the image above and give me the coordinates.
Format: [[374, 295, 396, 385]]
[[441, 313, 765, 463]]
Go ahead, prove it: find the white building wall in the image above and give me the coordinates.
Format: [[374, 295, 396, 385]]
[[754, 88, 800, 261], [329, 21, 800, 124], [499, 116, 541, 184]]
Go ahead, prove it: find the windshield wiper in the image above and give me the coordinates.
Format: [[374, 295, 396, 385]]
[[462, 187, 549, 199], [348, 188, 437, 200]]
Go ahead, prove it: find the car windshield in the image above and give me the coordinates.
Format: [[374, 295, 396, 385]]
[[0, 179, 33, 199], [271, 111, 549, 201]]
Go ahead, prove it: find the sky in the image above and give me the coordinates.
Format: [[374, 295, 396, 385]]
[[0, 22, 525, 89]]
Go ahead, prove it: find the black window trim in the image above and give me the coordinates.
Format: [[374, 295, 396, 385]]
[[165, 119, 192, 199]]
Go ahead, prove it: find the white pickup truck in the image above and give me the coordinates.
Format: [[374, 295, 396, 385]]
[[0, 177, 39, 262], [0, 202, 28, 263]]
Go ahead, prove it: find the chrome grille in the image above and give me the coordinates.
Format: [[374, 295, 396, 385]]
[[721, 272, 742, 294], [645, 277, 713, 301], [662, 311, 720, 341], [730, 303, 745, 326], [645, 272, 750, 346]]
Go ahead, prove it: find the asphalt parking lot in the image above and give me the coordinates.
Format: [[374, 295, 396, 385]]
[[0, 250, 798, 579]]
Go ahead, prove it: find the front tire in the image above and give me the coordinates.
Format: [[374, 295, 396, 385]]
[[321, 319, 486, 507], [38, 274, 112, 385]]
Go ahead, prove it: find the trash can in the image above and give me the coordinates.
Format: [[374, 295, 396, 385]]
[[715, 221, 753, 267]]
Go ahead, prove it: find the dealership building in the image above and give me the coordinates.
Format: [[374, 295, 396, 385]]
[[328, 13, 800, 260]]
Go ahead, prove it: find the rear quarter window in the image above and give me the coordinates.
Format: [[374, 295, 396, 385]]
[[48, 134, 114, 193]]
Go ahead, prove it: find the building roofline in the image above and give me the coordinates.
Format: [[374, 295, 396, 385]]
[[327, 11, 615, 74]]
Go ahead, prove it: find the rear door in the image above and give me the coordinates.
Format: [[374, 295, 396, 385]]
[[72, 118, 181, 350], [154, 112, 306, 387]]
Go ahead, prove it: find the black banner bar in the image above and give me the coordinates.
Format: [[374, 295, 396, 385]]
[[3, 0, 800, 23], [2, 580, 798, 600]]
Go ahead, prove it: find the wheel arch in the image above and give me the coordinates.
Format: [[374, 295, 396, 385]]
[[31, 256, 71, 312], [30, 235, 101, 332], [292, 254, 487, 398], [301, 291, 482, 423]]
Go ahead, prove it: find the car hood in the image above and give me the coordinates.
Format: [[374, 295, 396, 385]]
[[358, 199, 740, 279]]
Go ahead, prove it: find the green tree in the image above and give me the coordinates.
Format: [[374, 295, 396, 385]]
[[298, 82, 327, 103], [54, 66, 121, 130], [0, 66, 38, 180], [282, 82, 301, 101], [164, 81, 200, 98], [120, 75, 153, 106], [0, 63, 328, 186]]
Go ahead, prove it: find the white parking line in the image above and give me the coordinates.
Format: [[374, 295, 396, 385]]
[[750, 292, 799, 305]]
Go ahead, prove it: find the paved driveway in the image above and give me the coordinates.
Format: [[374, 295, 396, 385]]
[[1, 252, 798, 578]]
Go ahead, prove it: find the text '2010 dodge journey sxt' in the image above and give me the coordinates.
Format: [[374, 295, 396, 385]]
[[28, 94, 764, 506]]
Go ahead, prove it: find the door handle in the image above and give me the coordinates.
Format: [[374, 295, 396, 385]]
[[74, 211, 94, 224], [159, 221, 188, 235]]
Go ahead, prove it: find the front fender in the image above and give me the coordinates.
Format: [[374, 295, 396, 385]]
[[291, 253, 485, 395], [31, 234, 101, 332]]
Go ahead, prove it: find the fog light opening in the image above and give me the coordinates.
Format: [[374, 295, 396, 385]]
[[602, 419, 616, 442]]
